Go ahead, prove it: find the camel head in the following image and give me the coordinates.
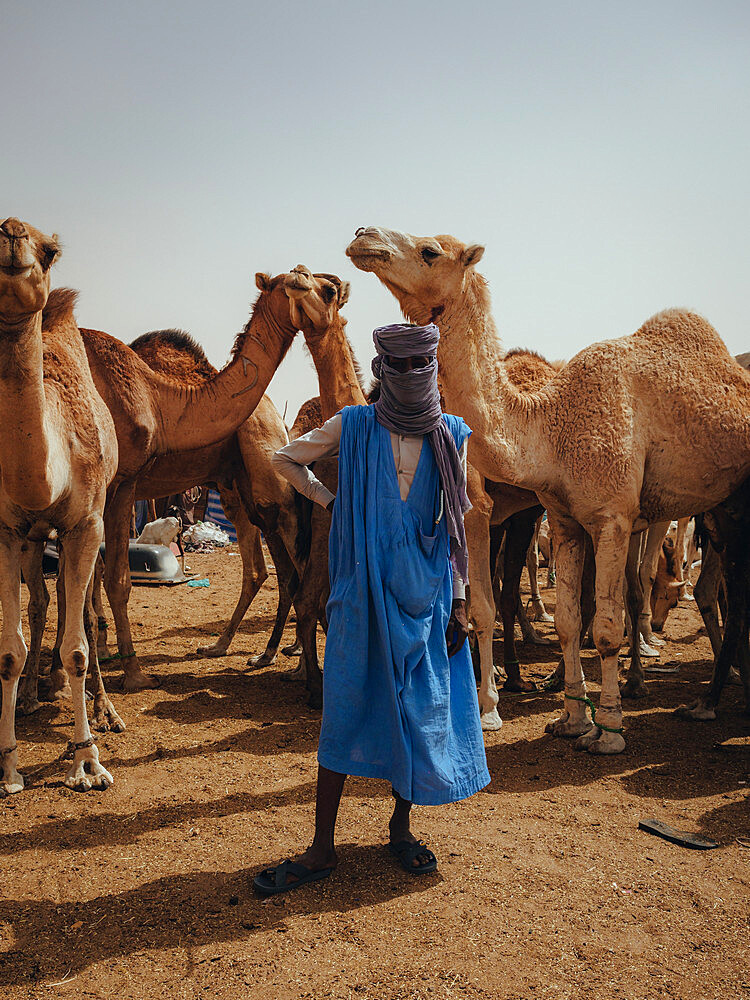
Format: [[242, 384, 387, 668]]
[[346, 227, 484, 326], [283, 265, 350, 341], [0, 218, 61, 327]]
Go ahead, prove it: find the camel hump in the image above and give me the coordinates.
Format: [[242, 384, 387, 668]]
[[129, 328, 210, 366], [42, 288, 79, 331]]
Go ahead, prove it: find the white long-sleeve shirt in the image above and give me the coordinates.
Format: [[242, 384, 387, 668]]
[[272, 412, 467, 599]]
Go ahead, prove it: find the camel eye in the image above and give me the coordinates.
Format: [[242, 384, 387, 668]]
[[420, 247, 440, 265], [322, 285, 336, 303]]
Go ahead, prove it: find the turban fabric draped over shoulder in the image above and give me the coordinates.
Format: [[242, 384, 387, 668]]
[[371, 323, 472, 582]]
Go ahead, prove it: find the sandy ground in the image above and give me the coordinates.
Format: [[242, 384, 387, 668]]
[[1, 546, 749, 1000]]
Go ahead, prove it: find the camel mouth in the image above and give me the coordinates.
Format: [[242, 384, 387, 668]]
[[0, 263, 33, 279], [346, 244, 392, 271]]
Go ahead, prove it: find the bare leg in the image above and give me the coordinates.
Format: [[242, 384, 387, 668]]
[[278, 766, 345, 879], [16, 541, 48, 715], [0, 532, 28, 794]]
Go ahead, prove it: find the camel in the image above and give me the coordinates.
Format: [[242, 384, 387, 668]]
[[19, 270, 305, 706], [347, 226, 750, 754], [0, 218, 117, 793]]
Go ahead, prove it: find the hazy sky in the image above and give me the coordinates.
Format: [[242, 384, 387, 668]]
[[5, 1, 750, 423]]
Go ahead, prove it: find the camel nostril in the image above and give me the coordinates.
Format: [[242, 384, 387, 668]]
[[1, 218, 28, 240], [355, 227, 366, 237]]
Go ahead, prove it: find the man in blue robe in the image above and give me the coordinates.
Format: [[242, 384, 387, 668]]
[[254, 322, 490, 895]]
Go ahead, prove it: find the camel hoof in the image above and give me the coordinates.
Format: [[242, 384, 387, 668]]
[[480, 709, 503, 731], [728, 667, 742, 686], [123, 669, 159, 693], [281, 642, 303, 657], [529, 600, 553, 623], [64, 753, 113, 791], [40, 668, 72, 702], [529, 632, 555, 646], [645, 635, 666, 647], [675, 702, 717, 721], [0, 776, 24, 796], [15, 694, 43, 716], [1, 749, 24, 795], [579, 729, 626, 755], [92, 700, 126, 733], [247, 650, 277, 669], [281, 661, 307, 682], [620, 678, 648, 700], [196, 642, 228, 658], [638, 638, 660, 658], [546, 713, 594, 738]]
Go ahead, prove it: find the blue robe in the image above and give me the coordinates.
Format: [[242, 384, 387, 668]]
[[318, 405, 490, 806]]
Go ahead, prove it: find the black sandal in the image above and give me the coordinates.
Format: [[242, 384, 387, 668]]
[[253, 859, 334, 896], [388, 839, 438, 875]]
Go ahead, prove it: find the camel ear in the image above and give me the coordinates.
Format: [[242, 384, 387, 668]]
[[255, 272, 272, 292], [338, 281, 351, 308], [41, 234, 61, 272], [461, 244, 485, 269]]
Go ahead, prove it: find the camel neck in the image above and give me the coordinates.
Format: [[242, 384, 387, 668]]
[[155, 297, 296, 452], [305, 317, 367, 419], [434, 280, 546, 487], [0, 315, 55, 509]]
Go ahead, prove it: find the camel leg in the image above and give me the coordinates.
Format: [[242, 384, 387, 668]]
[[639, 521, 669, 647], [467, 505, 502, 730], [45, 549, 72, 701], [248, 531, 296, 668], [501, 509, 541, 691], [693, 545, 723, 660], [58, 521, 113, 791], [543, 534, 595, 692], [576, 517, 630, 755], [673, 516, 690, 599], [294, 510, 330, 709], [84, 573, 125, 733], [16, 541, 48, 716], [197, 501, 268, 658], [544, 514, 593, 740], [0, 532, 28, 794], [104, 483, 158, 692], [527, 514, 552, 622], [91, 553, 109, 659], [621, 532, 649, 700]]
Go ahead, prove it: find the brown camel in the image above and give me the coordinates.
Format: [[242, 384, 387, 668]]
[[127, 333, 298, 671], [19, 269, 302, 709], [347, 226, 750, 754], [0, 218, 117, 793]]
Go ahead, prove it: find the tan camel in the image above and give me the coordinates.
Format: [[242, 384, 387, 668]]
[[20, 270, 306, 709], [0, 218, 117, 793], [347, 226, 750, 754]]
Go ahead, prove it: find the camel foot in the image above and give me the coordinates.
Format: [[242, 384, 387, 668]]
[[675, 701, 717, 721], [502, 678, 536, 693], [545, 712, 594, 738], [196, 640, 229, 658], [480, 708, 503, 731], [643, 634, 666, 647], [528, 598, 553, 623], [247, 650, 278, 669], [637, 637, 660, 658], [91, 696, 126, 733], [281, 641, 303, 657], [575, 727, 626, 755], [64, 748, 113, 792], [620, 677, 648, 700], [15, 684, 43, 716], [1, 748, 24, 795], [547, 571, 556, 587], [281, 660, 307, 682], [39, 668, 72, 702], [123, 667, 159, 693], [729, 666, 742, 686]]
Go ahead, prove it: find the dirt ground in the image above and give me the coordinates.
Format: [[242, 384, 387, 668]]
[[1, 546, 749, 1000]]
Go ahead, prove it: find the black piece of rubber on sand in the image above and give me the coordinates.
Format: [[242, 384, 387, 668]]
[[638, 818, 718, 850], [253, 860, 334, 896]]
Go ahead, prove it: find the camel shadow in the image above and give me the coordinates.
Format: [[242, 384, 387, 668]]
[[0, 844, 436, 988]]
